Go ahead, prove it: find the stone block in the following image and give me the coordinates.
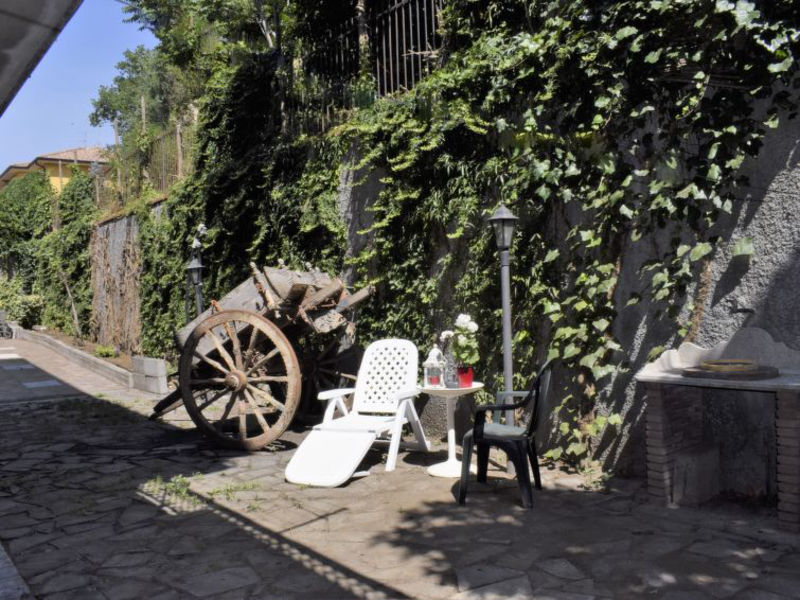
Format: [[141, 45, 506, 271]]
[[131, 373, 169, 395], [670, 444, 719, 507], [131, 356, 168, 377]]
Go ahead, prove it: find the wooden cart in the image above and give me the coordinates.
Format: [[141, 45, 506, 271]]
[[150, 262, 373, 450]]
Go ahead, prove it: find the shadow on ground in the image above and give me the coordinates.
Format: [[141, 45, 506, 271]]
[[0, 367, 409, 600]]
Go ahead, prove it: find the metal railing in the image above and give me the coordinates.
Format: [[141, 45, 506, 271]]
[[371, 0, 443, 96], [97, 125, 194, 212], [304, 0, 444, 99]]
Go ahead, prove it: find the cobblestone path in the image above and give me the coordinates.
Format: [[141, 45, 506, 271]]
[[1, 340, 800, 599]]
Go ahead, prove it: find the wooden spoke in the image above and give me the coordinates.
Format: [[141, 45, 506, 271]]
[[316, 338, 339, 363], [226, 322, 244, 370], [197, 389, 229, 412], [243, 388, 271, 435], [247, 383, 285, 412], [320, 367, 357, 381], [207, 329, 237, 371], [219, 391, 237, 422], [190, 378, 227, 387], [248, 375, 289, 383], [246, 326, 263, 361], [193, 350, 229, 376], [237, 393, 248, 440], [246, 348, 280, 376]]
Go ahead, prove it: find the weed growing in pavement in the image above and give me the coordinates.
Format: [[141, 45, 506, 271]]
[[165, 474, 192, 499], [208, 481, 260, 502]]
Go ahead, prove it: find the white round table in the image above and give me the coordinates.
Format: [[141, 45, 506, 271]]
[[421, 382, 484, 477]]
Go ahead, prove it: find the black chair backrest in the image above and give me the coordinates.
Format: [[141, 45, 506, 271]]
[[524, 359, 554, 439]]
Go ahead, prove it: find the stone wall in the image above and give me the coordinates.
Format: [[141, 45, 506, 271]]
[[603, 115, 800, 491], [335, 118, 800, 482], [90, 202, 165, 355], [91, 213, 142, 354]]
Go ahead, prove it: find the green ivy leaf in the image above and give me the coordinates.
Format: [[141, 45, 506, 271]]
[[768, 57, 793, 73], [615, 26, 638, 40], [543, 249, 560, 263], [566, 442, 587, 456], [689, 242, 713, 261], [644, 49, 662, 63], [731, 237, 754, 257]]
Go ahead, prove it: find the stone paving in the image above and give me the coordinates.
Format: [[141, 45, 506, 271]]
[[1, 340, 800, 599]]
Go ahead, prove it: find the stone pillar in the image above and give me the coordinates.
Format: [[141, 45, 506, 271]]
[[776, 390, 800, 533], [644, 383, 704, 505]]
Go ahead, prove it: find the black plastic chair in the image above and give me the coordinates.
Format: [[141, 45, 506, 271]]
[[458, 360, 554, 508]]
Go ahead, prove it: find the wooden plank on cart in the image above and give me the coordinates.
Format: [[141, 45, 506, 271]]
[[175, 277, 266, 350]]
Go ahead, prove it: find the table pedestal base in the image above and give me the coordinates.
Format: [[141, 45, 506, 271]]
[[420, 388, 483, 479], [427, 458, 476, 478]]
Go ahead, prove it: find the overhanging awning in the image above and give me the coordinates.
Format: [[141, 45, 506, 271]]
[[0, 0, 83, 117]]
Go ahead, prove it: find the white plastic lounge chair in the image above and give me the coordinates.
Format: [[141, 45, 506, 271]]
[[285, 338, 431, 487]]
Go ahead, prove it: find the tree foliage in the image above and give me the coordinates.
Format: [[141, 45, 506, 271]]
[[35, 170, 96, 336], [93, 0, 800, 466], [0, 172, 52, 286]]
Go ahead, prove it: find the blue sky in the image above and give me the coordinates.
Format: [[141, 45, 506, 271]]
[[0, 0, 156, 169]]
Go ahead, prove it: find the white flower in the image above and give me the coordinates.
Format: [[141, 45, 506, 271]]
[[457, 334, 467, 345], [440, 330, 454, 341], [467, 321, 478, 333], [455, 314, 471, 328]]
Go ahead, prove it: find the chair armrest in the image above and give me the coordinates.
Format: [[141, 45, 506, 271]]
[[473, 391, 530, 415], [473, 392, 531, 433], [495, 391, 530, 403], [317, 387, 356, 401]]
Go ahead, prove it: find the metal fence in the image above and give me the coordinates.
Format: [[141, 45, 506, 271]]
[[97, 126, 194, 212], [371, 0, 443, 96], [305, 0, 444, 98]]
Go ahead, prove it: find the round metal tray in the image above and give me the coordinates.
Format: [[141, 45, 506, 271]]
[[681, 365, 779, 380]]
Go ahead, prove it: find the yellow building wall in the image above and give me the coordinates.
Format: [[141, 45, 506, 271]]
[[42, 162, 91, 194]]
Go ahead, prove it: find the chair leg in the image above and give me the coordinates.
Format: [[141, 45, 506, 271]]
[[511, 442, 533, 509], [476, 442, 489, 483], [385, 417, 404, 472], [528, 440, 542, 490], [404, 401, 431, 451], [458, 433, 473, 505]]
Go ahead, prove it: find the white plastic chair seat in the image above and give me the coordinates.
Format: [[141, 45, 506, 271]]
[[285, 430, 375, 488], [312, 413, 404, 434], [285, 338, 430, 487]]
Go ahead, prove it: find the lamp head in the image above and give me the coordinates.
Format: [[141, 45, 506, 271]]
[[488, 204, 518, 250], [186, 256, 204, 285]]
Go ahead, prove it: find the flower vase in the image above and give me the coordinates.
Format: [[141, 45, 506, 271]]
[[457, 366, 474, 388], [443, 352, 459, 388]]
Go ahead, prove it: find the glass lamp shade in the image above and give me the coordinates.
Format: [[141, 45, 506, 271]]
[[424, 365, 443, 387], [423, 344, 445, 387], [488, 204, 518, 250], [186, 257, 204, 285]]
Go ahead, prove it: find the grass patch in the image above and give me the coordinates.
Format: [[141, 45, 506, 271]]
[[208, 481, 260, 501]]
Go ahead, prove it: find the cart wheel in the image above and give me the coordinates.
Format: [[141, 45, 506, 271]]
[[179, 310, 301, 451], [300, 341, 362, 418]]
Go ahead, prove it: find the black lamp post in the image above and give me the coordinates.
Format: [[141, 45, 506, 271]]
[[185, 224, 207, 321], [488, 204, 518, 425], [186, 255, 204, 319]]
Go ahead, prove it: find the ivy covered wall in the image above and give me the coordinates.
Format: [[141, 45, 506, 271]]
[[94, 0, 799, 475], [3, 1, 797, 478]]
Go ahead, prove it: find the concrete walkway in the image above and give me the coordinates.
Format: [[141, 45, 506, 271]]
[[0, 340, 799, 599]]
